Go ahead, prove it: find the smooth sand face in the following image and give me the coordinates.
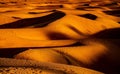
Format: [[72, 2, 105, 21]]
[[0, 15, 19, 25]]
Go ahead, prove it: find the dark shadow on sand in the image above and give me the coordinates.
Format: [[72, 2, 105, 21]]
[[104, 9, 120, 17], [0, 10, 65, 28], [0, 48, 28, 58], [78, 13, 97, 20], [91, 28, 120, 39]]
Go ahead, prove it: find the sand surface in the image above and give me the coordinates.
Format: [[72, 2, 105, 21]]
[[0, 1, 120, 74]]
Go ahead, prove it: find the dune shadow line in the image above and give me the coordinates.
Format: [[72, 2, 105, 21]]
[[0, 10, 65, 28]]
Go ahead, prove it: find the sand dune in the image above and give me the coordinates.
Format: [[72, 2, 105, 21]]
[[0, 1, 120, 74], [0, 11, 65, 28]]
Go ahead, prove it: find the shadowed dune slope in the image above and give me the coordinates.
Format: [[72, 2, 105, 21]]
[[0, 10, 65, 28]]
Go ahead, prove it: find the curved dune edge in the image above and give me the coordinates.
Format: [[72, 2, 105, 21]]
[[0, 40, 76, 48], [0, 58, 103, 74], [0, 11, 65, 28], [14, 40, 107, 66]]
